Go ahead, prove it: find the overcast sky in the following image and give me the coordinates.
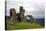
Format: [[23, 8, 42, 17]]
[[6, 0, 45, 18]]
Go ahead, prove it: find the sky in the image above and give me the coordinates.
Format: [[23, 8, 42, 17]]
[[6, 0, 45, 18]]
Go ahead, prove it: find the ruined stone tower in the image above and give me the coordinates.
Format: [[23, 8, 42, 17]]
[[10, 8, 17, 23], [20, 6, 25, 22]]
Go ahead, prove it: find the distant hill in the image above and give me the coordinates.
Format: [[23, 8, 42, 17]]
[[35, 18, 45, 26]]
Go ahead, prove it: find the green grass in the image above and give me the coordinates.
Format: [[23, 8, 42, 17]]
[[6, 22, 44, 30]]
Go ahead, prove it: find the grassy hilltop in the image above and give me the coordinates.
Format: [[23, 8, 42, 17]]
[[6, 22, 44, 30]]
